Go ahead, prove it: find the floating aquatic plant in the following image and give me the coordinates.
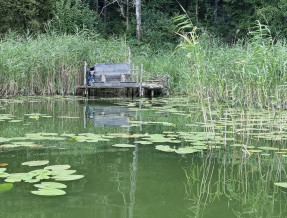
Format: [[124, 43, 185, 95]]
[[52, 175, 84, 181], [34, 182, 67, 189], [22, 160, 49, 167], [274, 183, 287, 188], [31, 189, 66, 196], [155, 145, 176, 152], [0, 183, 13, 192], [44, 165, 71, 171], [112, 144, 135, 148]]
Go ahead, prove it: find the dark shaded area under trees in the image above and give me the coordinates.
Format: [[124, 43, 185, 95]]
[[0, 0, 287, 44]]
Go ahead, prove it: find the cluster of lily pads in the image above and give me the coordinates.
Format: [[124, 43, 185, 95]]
[[0, 160, 84, 196], [3, 96, 287, 158]]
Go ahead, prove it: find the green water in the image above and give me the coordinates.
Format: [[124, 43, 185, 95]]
[[0, 96, 287, 218]]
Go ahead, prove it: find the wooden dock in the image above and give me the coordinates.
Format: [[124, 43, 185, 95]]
[[76, 62, 170, 98]]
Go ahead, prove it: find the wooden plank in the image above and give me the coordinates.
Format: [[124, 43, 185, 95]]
[[91, 82, 138, 88], [94, 63, 130, 73], [96, 72, 131, 76]]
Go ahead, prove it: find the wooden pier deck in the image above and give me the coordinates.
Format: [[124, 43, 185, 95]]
[[76, 62, 169, 97]]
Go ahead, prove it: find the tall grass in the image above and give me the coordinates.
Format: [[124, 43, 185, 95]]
[[167, 21, 287, 108], [0, 32, 128, 95], [2, 26, 287, 108]]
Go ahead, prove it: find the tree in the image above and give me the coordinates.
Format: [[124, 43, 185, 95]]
[[135, 0, 141, 40], [0, 0, 56, 34]]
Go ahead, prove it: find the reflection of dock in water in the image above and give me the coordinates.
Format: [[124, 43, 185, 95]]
[[85, 105, 134, 127]]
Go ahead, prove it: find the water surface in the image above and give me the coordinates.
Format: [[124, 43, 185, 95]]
[[0, 96, 287, 218]]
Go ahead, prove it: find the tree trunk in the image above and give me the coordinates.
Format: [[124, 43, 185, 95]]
[[95, 0, 99, 14], [196, 0, 199, 24], [126, 0, 129, 31], [135, 0, 141, 40], [103, 0, 107, 32], [214, 0, 218, 23]]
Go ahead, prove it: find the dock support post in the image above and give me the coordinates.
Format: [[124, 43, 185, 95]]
[[151, 89, 154, 98], [84, 61, 87, 86], [83, 106, 87, 129], [136, 66, 139, 84], [126, 88, 130, 97], [167, 76, 170, 97], [139, 64, 143, 97]]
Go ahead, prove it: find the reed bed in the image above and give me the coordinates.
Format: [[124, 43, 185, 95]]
[[2, 29, 287, 109], [0, 32, 127, 95]]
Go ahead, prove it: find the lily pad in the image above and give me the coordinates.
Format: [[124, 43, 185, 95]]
[[51, 170, 76, 176], [134, 141, 153, 145], [5, 177, 22, 183], [175, 147, 200, 154], [0, 172, 9, 178], [8, 120, 23, 123], [155, 145, 176, 152], [36, 175, 50, 180], [31, 188, 66, 196], [0, 183, 13, 192], [44, 165, 71, 171], [112, 144, 135, 148], [34, 182, 67, 189], [0, 168, 6, 172], [274, 182, 287, 188], [29, 169, 52, 176], [52, 175, 84, 181], [22, 160, 49, 167], [24, 179, 41, 183]]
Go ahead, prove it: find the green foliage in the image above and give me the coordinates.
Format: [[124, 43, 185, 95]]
[[0, 0, 56, 34], [130, 8, 176, 48], [49, 0, 100, 34]]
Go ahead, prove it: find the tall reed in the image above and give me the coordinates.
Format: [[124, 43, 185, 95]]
[[0, 32, 127, 95]]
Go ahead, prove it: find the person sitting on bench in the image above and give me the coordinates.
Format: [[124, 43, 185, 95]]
[[88, 67, 95, 85]]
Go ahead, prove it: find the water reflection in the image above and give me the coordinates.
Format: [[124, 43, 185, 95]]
[[184, 151, 287, 218], [84, 105, 135, 127]]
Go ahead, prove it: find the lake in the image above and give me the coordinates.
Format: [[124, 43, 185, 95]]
[[0, 96, 287, 218]]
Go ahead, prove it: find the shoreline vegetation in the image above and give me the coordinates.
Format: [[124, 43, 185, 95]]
[[1, 27, 287, 109], [1, 0, 287, 109]]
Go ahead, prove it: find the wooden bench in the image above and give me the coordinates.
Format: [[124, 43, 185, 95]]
[[80, 62, 146, 97], [88, 63, 138, 87]]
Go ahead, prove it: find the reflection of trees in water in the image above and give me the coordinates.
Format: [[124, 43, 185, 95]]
[[184, 151, 287, 218], [108, 146, 138, 218]]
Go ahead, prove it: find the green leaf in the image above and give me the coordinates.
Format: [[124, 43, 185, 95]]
[[31, 188, 66, 196], [0, 183, 13, 192], [22, 160, 49, 167], [52, 175, 84, 181], [44, 165, 71, 171], [112, 144, 135, 148], [34, 182, 67, 189], [274, 182, 287, 188], [51, 170, 76, 176], [175, 147, 200, 154], [155, 145, 176, 152]]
